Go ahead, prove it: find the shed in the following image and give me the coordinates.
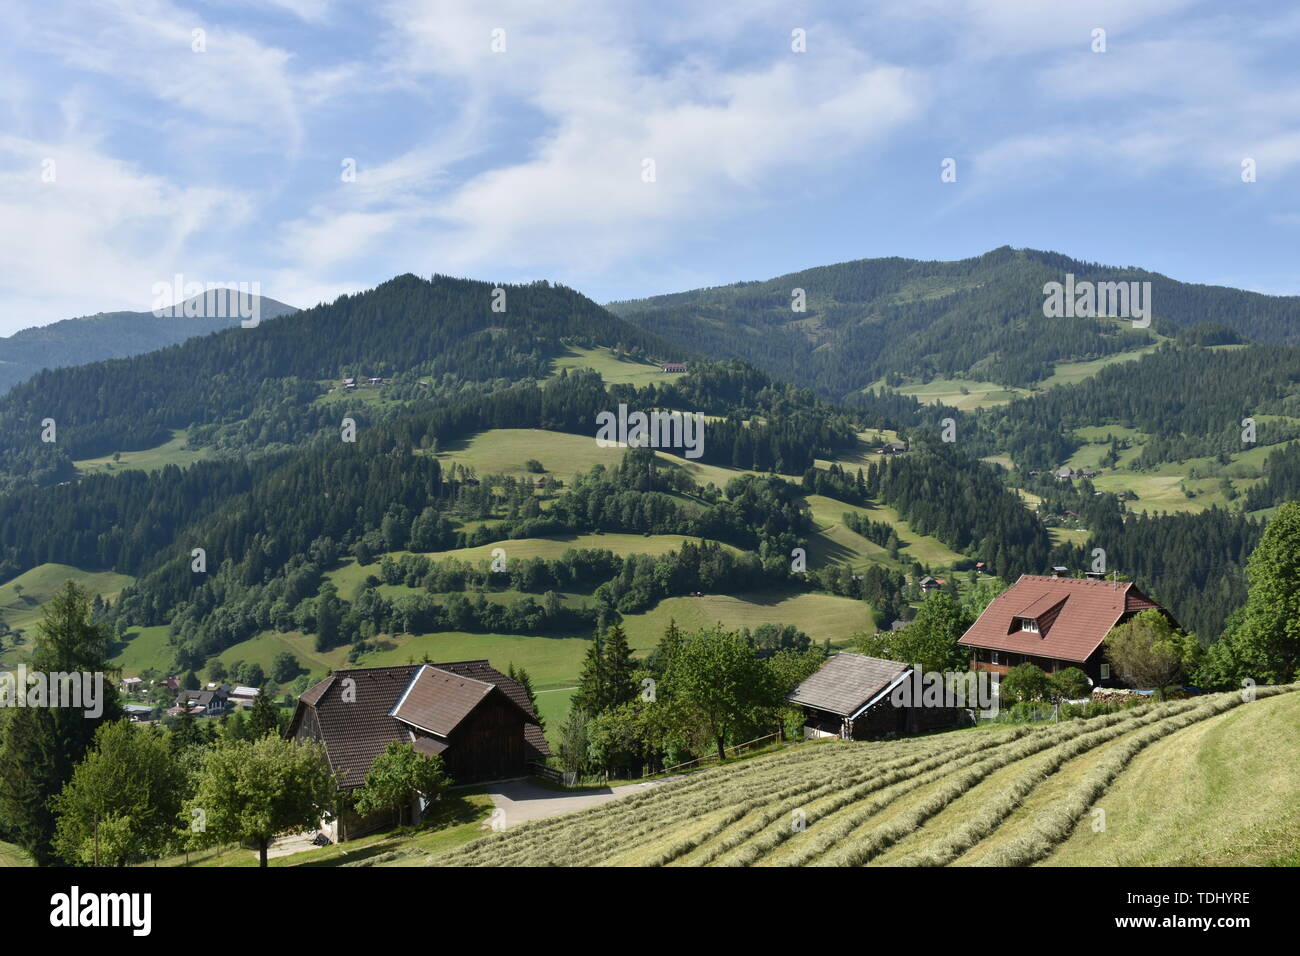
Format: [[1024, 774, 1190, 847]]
[[787, 653, 962, 740]]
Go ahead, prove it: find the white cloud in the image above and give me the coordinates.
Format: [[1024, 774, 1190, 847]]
[[0, 135, 249, 333], [5, 0, 1299, 328], [293, 1, 926, 280], [25, 0, 307, 150]]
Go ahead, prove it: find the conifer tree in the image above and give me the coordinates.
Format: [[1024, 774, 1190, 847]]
[[572, 629, 606, 716], [247, 685, 281, 738], [602, 625, 637, 710], [0, 582, 121, 863]]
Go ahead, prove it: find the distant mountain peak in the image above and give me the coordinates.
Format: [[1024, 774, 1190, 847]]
[[0, 294, 298, 394]]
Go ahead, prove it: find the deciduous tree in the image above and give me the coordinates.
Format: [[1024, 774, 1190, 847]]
[[52, 720, 186, 866], [354, 742, 449, 826], [1105, 610, 1199, 694], [187, 735, 335, 867]]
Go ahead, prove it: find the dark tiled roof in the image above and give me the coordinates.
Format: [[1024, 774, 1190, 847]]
[[391, 667, 495, 736], [301, 665, 420, 788], [958, 574, 1166, 662], [291, 660, 551, 787], [412, 736, 449, 757], [178, 689, 222, 707], [299, 674, 335, 707], [788, 653, 910, 717], [434, 660, 551, 758]]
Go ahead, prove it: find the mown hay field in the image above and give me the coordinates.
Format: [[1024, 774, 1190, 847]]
[[424, 685, 1299, 867]]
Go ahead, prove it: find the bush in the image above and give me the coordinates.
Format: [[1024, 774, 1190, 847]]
[[1049, 666, 1091, 701], [1006, 700, 1052, 722], [1000, 663, 1049, 705]]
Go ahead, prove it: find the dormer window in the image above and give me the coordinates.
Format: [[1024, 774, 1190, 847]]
[[1019, 617, 1039, 633]]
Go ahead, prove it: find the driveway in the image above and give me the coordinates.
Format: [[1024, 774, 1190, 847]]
[[482, 777, 680, 828], [267, 830, 322, 859]]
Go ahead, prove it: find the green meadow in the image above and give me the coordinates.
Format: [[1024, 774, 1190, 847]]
[[73, 429, 209, 476], [1, 564, 135, 668], [550, 345, 686, 387]]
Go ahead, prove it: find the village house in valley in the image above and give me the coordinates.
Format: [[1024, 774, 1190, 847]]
[[287, 661, 549, 840], [918, 574, 946, 594], [958, 574, 1173, 687], [170, 686, 229, 717], [227, 684, 260, 707], [788, 652, 963, 740]]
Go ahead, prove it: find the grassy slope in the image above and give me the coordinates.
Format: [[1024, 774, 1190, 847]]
[[73, 429, 210, 475], [869, 377, 1032, 412], [551, 345, 686, 388], [437, 428, 964, 571], [324, 535, 738, 596], [618, 588, 872, 651], [421, 686, 1298, 867], [1037, 343, 1162, 388], [1042, 690, 1300, 866], [424, 533, 736, 564], [435, 428, 624, 480], [1059, 427, 1290, 515], [803, 494, 966, 572], [0, 841, 34, 866], [109, 625, 174, 674], [1, 564, 135, 668], [860, 336, 1164, 413]]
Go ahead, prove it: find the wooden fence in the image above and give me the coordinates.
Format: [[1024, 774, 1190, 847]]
[[529, 762, 564, 783], [641, 730, 783, 779]]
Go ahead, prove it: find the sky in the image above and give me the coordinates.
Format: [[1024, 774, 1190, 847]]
[[1, 0, 1298, 334]]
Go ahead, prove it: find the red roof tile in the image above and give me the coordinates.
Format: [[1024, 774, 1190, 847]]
[[958, 575, 1165, 663]]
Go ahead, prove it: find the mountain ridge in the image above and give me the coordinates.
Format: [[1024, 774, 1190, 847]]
[[0, 292, 299, 394], [607, 246, 1300, 399]]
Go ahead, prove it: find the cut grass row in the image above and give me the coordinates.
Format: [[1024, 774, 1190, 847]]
[[436, 717, 1090, 867], [666, 727, 1037, 868], [973, 683, 1297, 867], [857, 698, 1209, 867], [439, 734, 957, 867], [429, 686, 1298, 867], [434, 701, 1153, 867], [761, 702, 1176, 867]]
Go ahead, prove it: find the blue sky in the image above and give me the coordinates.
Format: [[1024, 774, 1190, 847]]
[[1, 0, 1298, 334]]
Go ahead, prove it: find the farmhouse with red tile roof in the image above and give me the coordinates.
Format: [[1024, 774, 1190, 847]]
[[958, 574, 1172, 687]]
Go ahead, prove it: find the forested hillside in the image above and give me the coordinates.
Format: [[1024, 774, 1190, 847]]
[[0, 293, 296, 394], [608, 246, 1300, 399], [0, 261, 1293, 718], [973, 344, 1300, 471], [0, 275, 688, 490]]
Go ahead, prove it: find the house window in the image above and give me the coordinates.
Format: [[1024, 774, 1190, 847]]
[[1100, 663, 1110, 680], [991, 651, 1000, 665], [1019, 618, 1039, 633]]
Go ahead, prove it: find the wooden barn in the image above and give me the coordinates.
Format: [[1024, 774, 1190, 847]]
[[788, 652, 964, 740], [287, 660, 549, 840], [958, 574, 1173, 687]]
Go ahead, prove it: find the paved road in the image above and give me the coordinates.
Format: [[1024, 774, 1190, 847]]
[[483, 777, 679, 828], [267, 830, 321, 859], [263, 777, 681, 860]]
